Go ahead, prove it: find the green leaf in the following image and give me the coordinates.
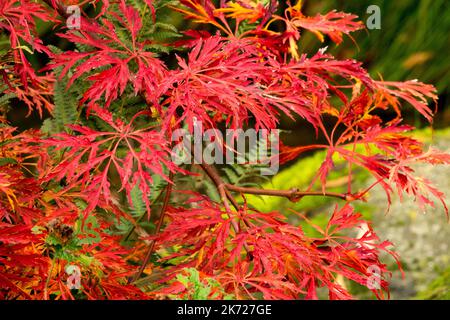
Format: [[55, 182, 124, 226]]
[[41, 66, 79, 134], [0, 157, 18, 166], [77, 215, 101, 245], [130, 183, 146, 218]]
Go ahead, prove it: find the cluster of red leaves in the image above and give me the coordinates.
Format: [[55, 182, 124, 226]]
[[0, 0, 448, 300], [0, 0, 55, 115], [152, 197, 397, 299], [0, 122, 148, 299], [47, 0, 163, 109], [40, 104, 178, 216]]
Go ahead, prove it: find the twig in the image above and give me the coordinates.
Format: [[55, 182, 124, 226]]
[[123, 184, 167, 242], [131, 171, 174, 283], [196, 163, 252, 255], [44, 258, 55, 300], [199, 163, 242, 231], [224, 184, 350, 202]]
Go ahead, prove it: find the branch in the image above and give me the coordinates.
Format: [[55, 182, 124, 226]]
[[131, 171, 174, 283], [199, 161, 348, 202], [195, 156, 350, 259], [199, 163, 239, 210], [123, 184, 167, 242], [199, 162, 242, 219], [191, 149, 242, 228], [224, 184, 350, 201]]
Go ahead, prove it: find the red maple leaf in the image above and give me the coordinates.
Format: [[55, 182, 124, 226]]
[[48, 0, 165, 108], [42, 105, 178, 216]]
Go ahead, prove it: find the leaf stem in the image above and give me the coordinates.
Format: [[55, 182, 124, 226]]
[[131, 171, 174, 283], [44, 258, 55, 300]]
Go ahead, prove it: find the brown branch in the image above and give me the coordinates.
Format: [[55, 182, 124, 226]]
[[199, 163, 242, 225], [123, 184, 167, 242], [199, 161, 348, 202], [199, 163, 239, 207], [197, 163, 255, 259], [195, 154, 351, 264], [131, 172, 174, 283], [224, 184, 350, 202]]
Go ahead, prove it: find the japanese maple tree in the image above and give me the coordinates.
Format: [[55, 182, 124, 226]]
[[0, 0, 448, 300]]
